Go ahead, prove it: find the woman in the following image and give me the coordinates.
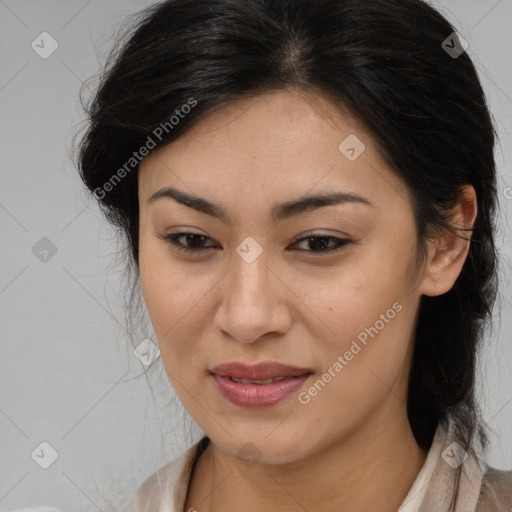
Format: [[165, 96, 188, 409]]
[[75, 0, 512, 510]]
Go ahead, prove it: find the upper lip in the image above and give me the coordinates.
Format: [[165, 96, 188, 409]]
[[211, 361, 313, 380]]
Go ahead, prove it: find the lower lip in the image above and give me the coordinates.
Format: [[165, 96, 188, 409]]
[[212, 373, 311, 409]]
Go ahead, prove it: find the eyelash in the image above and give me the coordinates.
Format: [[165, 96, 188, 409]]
[[156, 232, 351, 255]]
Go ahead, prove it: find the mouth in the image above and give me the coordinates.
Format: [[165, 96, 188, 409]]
[[225, 375, 295, 384], [210, 362, 313, 409], [211, 361, 313, 381]]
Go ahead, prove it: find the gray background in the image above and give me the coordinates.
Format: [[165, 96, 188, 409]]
[[0, 0, 511, 510]]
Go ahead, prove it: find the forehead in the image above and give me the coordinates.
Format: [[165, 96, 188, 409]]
[[138, 88, 411, 213]]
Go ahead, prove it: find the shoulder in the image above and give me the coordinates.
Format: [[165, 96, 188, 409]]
[[123, 436, 209, 512], [476, 465, 512, 511]]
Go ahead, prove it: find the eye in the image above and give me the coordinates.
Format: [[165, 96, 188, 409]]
[[156, 232, 352, 254], [156, 232, 218, 253], [290, 235, 351, 253]]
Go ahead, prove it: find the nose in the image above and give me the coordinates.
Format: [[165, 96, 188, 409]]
[[213, 246, 292, 344]]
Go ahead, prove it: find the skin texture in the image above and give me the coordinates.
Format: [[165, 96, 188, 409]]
[[137, 88, 477, 512]]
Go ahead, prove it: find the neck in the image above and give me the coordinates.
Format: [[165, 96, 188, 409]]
[[186, 401, 429, 512]]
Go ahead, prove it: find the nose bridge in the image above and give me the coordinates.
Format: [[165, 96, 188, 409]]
[[229, 238, 272, 307], [214, 238, 289, 342]]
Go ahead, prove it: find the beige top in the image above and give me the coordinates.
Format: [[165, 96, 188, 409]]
[[122, 413, 512, 511], [397, 421, 444, 512]]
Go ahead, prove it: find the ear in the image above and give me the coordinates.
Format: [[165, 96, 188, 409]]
[[419, 184, 477, 297]]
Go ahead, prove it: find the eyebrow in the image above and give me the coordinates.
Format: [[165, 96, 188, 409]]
[[147, 186, 374, 223]]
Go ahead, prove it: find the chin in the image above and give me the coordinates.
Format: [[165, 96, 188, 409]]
[[210, 427, 312, 466]]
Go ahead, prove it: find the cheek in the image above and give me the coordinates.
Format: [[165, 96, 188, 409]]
[[296, 280, 414, 434], [138, 234, 222, 376], [303, 244, 417, 386], [294, 249, 412, 343], [138, 236, 191, 346]]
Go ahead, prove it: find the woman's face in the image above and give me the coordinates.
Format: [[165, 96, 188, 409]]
[[138, 88, 429, 464]]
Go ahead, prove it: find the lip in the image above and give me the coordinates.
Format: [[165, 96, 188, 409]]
[[211, 361, 313, 380], [210, 361, 313, 409], [212, 373, 311, 409]]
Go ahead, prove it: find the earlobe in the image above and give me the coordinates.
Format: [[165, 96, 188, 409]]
[[420, 185, 477, 297]]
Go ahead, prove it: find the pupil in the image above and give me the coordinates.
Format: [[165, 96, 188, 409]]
[[310, 237, 332, 251], [188, 234, 204, 247]]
